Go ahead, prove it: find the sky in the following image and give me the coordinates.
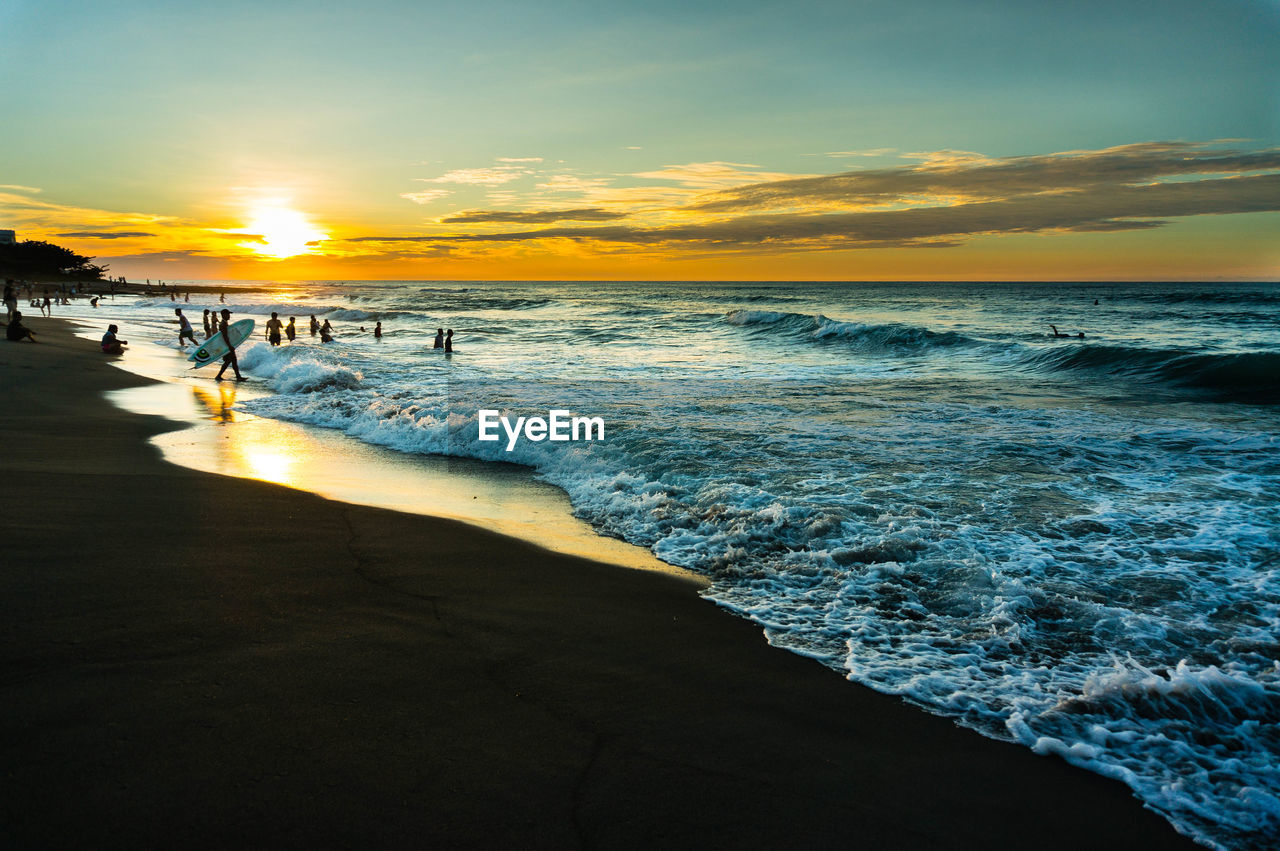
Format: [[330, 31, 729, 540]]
[[1, 0, 1278, 281]]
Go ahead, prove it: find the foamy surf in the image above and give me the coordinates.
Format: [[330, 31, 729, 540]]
[[64, 280, 1280, 849]]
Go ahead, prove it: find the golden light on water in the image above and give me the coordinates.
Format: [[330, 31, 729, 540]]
[[241, 203, 327, 258]]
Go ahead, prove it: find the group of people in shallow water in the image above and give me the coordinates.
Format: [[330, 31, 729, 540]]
[[149, 307, 457, 381]]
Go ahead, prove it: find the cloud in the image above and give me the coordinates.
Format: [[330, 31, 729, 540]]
[[349, 141, 1280, 254], [400, 189, 452, 204], [495, 157, 543, 163], [823, 149, 897, 158], [0, 184, 41, 193], [535, 174, 612, 193], [692, 141, 1280, 213], [632, 161, 815, 189], [56, 231, 156, 239], [441, 208, 627, 224], [421, 166, 531, 186]]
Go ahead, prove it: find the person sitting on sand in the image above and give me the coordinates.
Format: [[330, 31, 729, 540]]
[[175, 308, 198, 347], [265, 312, 284, 347], [6, 311, 36, 342], [285, 316, 296, 342], [100, 324, 125, 353], [444, 329, 453, 353], [214, 309, 246, 382], [433, 327, 444, 349]]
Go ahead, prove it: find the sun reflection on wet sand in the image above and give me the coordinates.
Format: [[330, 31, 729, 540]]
[[105, 381, 699, 582]]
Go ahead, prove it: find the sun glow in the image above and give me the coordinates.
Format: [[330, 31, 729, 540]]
[[241, 204, 327, 258]]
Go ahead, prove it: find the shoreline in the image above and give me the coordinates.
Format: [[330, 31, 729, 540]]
[[69, 312, 698, 582], [0, 318, 1194, 847]]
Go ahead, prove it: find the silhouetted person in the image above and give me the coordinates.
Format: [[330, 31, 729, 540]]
[[444, 329, 453, 353], [40, 290, 50, 317], [285, 316, 297, 342], [433, 327, 444, 349], [265, 311, 284, 346], [3, 279, 16, 322], [100, 323, 126, 353], [6, 311, 35, 342], [175, 308, 198, 346], [1050, 324, 1086, 339], [309, 315, 319, 337], [214, 309, 245, 381], [374, 321, 382, 339], [202, 309, 213, 337], [320, 319, 333, 339]]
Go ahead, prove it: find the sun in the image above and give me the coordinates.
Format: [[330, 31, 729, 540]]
[[241, 204, 328, 259]]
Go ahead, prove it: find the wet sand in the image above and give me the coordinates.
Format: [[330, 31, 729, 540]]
[[0, 319, 1193, 848]]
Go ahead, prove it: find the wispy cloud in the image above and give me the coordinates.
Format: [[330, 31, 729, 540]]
[[441, 208, 627, 224], [692, 141, 1280, 212], [632, 161, 815, 189], [0, 184, 41, 193], [400, 189, 453, 204], [421, 165, 532, 185], [56, 231, 157, 239], [823, 148, 897, 158], [350, 142, 1280, 255], [535, 174, 612, 193], [496, 157, 543, 163]]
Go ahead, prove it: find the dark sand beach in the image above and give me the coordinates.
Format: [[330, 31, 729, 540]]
[[1, 320, 1193, 848]]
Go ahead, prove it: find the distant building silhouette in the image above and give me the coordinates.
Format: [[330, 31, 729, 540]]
[[0, 230, 15, 245]]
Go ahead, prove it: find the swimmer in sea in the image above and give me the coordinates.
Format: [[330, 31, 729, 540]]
[[1050, 324, 1084, 339], [433, 327, 444, 349], [265, 312, 284, 346]]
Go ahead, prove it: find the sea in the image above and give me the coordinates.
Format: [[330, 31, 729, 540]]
[[65, 280, 1280, 849]]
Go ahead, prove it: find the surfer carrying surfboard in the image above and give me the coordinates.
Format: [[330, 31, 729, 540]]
[[214, 309, 247, 382]]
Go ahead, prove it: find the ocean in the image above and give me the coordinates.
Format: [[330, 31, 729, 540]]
[[71, 280, 1280, 848]]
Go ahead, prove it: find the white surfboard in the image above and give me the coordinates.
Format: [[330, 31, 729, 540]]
[[188, 319, 255, 368]]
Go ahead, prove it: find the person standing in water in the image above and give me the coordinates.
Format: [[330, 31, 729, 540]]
[[374, 321, 382, 340], [265, 312, 284, 346], [309, 315, 319, 337], [175, 308, 198, 347], [202, 308, 213, 338], [285, 316, 297, 342], [433, 327, 444, 349], [214, 308, 246, 382], [444, 329, 453, 353]]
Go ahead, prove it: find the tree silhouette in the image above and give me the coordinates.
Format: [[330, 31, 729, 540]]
[[0, 239, 107, 279]]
